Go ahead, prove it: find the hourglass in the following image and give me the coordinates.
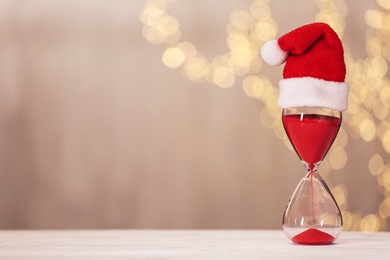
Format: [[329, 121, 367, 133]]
[[260, 22, 349, 245], [282, 107, 342, 245]]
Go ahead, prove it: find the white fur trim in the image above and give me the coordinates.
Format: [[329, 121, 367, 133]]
[[278, 77, 349, 111], [261, 40, 288, 66]]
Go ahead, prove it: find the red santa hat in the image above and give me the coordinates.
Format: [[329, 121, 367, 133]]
[[261, 22, 348, 111]]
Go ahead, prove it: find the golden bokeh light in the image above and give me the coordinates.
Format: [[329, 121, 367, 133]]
[[213, 67, 235, 88], [359, 118, 376, 142], [183, 56, 210, 82], [255, 21, 277, 41], [381, 128, 390, 153], [366, 56, 388, 80], [379, 197, 390, 218], [342, 211, 353, 230], [250, 1, 272, 20], [373, 100, 388, 120], [378, 0, 390, 10], [176, 42, 197, 60], [242, 75, 265, 98], [360, 214, 380, 232], [369, 154, 384, 176], [162, 47, 186, 68], [365, 10, 385, 29]]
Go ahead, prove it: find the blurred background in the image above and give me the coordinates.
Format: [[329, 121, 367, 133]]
[[0, 0, 389, 231]]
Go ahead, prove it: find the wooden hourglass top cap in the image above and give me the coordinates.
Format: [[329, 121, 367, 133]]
[[260, 22, 349, 112]]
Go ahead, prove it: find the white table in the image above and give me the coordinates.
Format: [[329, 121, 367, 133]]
[[0, 230, 389, 259]]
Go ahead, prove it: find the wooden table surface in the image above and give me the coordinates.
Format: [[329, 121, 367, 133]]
[[0, 230, 389, 259]]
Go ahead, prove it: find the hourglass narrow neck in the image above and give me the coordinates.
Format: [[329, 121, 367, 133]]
[[282, 107, 341, 166], [303, 161, 320, 172]]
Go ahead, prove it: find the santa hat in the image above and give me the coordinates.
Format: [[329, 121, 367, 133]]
[[261, 22, 348, 111]]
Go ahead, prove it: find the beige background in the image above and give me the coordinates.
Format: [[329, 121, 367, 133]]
[[0, 0, 387, 230]]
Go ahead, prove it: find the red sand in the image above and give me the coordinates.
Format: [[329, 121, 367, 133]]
[[283, 114, 340, 166], [292, 228, 335, 245]]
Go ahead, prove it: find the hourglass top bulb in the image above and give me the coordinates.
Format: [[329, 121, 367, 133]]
[[261, 22, 349, 112]]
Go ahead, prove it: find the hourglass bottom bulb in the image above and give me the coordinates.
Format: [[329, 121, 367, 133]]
[[282, 171, 343, 245]]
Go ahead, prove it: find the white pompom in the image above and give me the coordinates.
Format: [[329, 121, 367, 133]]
[[261, 40, 288, 66]]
